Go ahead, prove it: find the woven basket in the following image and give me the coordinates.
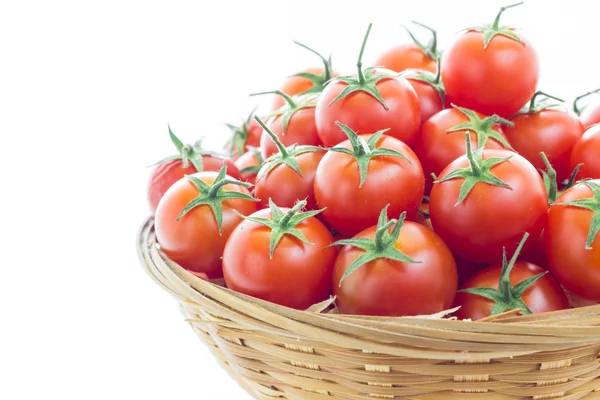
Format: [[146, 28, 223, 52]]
[[137, 216, 600, 399]]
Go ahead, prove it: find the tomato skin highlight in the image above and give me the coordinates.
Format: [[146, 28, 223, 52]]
[[154, 172, 257, 278], [315, 69, 421, 148], [412, 108, 509, 194], [504, 110, 584, 182], [260, 107, 322, 159], [454, 261, 570, 321], [374, 44, 437, 74], [441, 31, 539, 117], [545, 181, 600, 301], [333, 221, 458, 316], [314, 134, 425, 238], [147, 157, 241, 214], [570, 125, 600, 181], [223, 208, 337, 310], [429, 149, 548, 264], [255, 150, 325, 210]]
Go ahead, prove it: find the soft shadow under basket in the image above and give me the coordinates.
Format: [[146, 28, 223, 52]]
[[137, 216, 600, 399]]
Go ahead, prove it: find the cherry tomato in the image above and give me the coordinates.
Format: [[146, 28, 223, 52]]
[[373, 21, 439, 74], [315, 24, 420, 148], [412, 105, 511, 194], [226, 113, 263, 160], [429, 137, 548, 264], [441, 4, 539, 117], [402, 65, 445, 124], [223, 200, 337, 310], [455, 261, 569, 321], [147, 127, 240, 213], [314, 123, 425, 237], [573, 88, 600, 129], [504, 92, 584, 182], [332, 207, 457, 316], [256, 92, 322, 159], [545, 180, 600, 301], [254, 116, 325, 210], [233, 148, 263, 185], [570, 124, 600, 181], [154, 167, 258, 278], [519, 230, 549, 270]]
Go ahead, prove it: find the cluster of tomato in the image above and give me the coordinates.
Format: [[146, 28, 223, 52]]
[[147, 3, 600, 320]]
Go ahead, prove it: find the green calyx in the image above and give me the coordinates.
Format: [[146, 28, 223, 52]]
[[225, 108, 258, 158], [459, 232, 548, 317], [153, 125, 226, 172], [466, 2, 525, 49], [552, 180, 600, 250], [329, 205, 422, 286], [407, 57, 445, 105], [250, 90, 317, 134], [253, 116, 324, 181], [289, 40, 335, 95], [447, 104, 514, 150], [238, 146, 264, 176], [329, 122, 411, 188], [539, 152, 558, 204], [513, 91, 566, 116], [329, 23, 399, 110], [573, 88, 600, 115], [402, 20, 439, 60], [239, 198, 325, 258], [435, 132, 513, 206], [177, 162, 258, 234]]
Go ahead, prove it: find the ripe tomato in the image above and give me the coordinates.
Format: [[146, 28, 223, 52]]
[[223, 200, 337, 310], [402, 62, 445, 124], [254, 92, 322, 159], [226, 112, 263, 160], [254, 117, 325, 210], [574, 88, 600, 129], [504, 92, 584, 182], [570, 124, 600, 181], [147, 126, 240, 213], [315, 24, 420, 148], [373, 21, 439, 74], [314, 123, 425, 237], [429, 136, 548, 264], [441, 3, 539, 117], [272, 41, 338, 111], [545, 180, 600, 301], [412, 105, 511, 194], [233, 147, 263, 185], [154, 166, 258, 278], [332, 207, 457, 316], [454, 235, 569, 321]]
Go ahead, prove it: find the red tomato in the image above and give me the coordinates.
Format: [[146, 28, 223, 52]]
[[272, 41, 339, 111], [441, 4, 539, 117], [257, 92, 322, 159], [223, 200, 337, 310], [314, 123, 425, 237], [429, 138, 548, 264], [154, 168, 258, 278], [226, 114, 262, 160], [570, 124, 600, 181], [233, 148, 263, 185], [504, 92, 584, 182], [519, 230, 549, 269], [315, 24, 421, 148], [402, 65, 445, 124], [147, 127, 240, 213], [373, 21, 439, 73], [412, 106, 511, 194], [455, 260, 569, 321], [573, 88, 600, 129], [332, 208, 458, 316], [545, 180, 600, 301]]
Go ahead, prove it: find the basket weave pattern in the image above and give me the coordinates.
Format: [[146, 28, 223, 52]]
[[138, 217, 600, 399]]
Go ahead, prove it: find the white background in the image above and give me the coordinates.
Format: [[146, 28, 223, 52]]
[[2, 1, 599, 399]]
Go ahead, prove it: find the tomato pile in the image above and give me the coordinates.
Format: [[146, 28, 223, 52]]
[[146, 3, 600, 320]]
